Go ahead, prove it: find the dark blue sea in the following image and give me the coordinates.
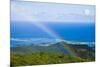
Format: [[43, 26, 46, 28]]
[[10, 22, 95, 47], [11, 22, 95, 42]]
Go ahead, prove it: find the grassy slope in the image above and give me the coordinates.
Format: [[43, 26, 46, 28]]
[[11, 41, 95, 66], [11, 52, 92, 67]]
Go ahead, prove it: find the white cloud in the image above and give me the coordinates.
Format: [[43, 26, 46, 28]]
[[11, 1, 95, 23]]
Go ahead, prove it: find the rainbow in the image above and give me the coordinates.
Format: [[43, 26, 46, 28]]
[[14, 8, 78, 57]]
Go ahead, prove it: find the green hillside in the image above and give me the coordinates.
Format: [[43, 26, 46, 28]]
[[11, 41, 95, 66]]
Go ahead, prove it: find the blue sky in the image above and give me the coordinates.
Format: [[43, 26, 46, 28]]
[[11, 1, 95, 23]]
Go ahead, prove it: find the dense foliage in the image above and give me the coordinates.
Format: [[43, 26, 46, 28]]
[[11, 52, 93, 67], [11, 41, 95, 67]]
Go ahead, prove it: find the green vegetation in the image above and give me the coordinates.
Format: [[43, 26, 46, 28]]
[[11, 52, 93, 67], [11, 41, 95, 67]]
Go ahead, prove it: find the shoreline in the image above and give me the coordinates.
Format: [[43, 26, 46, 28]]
[[10, 38, 95, 47]]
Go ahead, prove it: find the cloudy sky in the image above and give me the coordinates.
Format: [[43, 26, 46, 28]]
[[11, 1, 95, 23]]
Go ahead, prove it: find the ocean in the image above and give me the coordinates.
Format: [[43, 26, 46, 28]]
[[44, 22, 95, 42], [11, 22, 95, 42]]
